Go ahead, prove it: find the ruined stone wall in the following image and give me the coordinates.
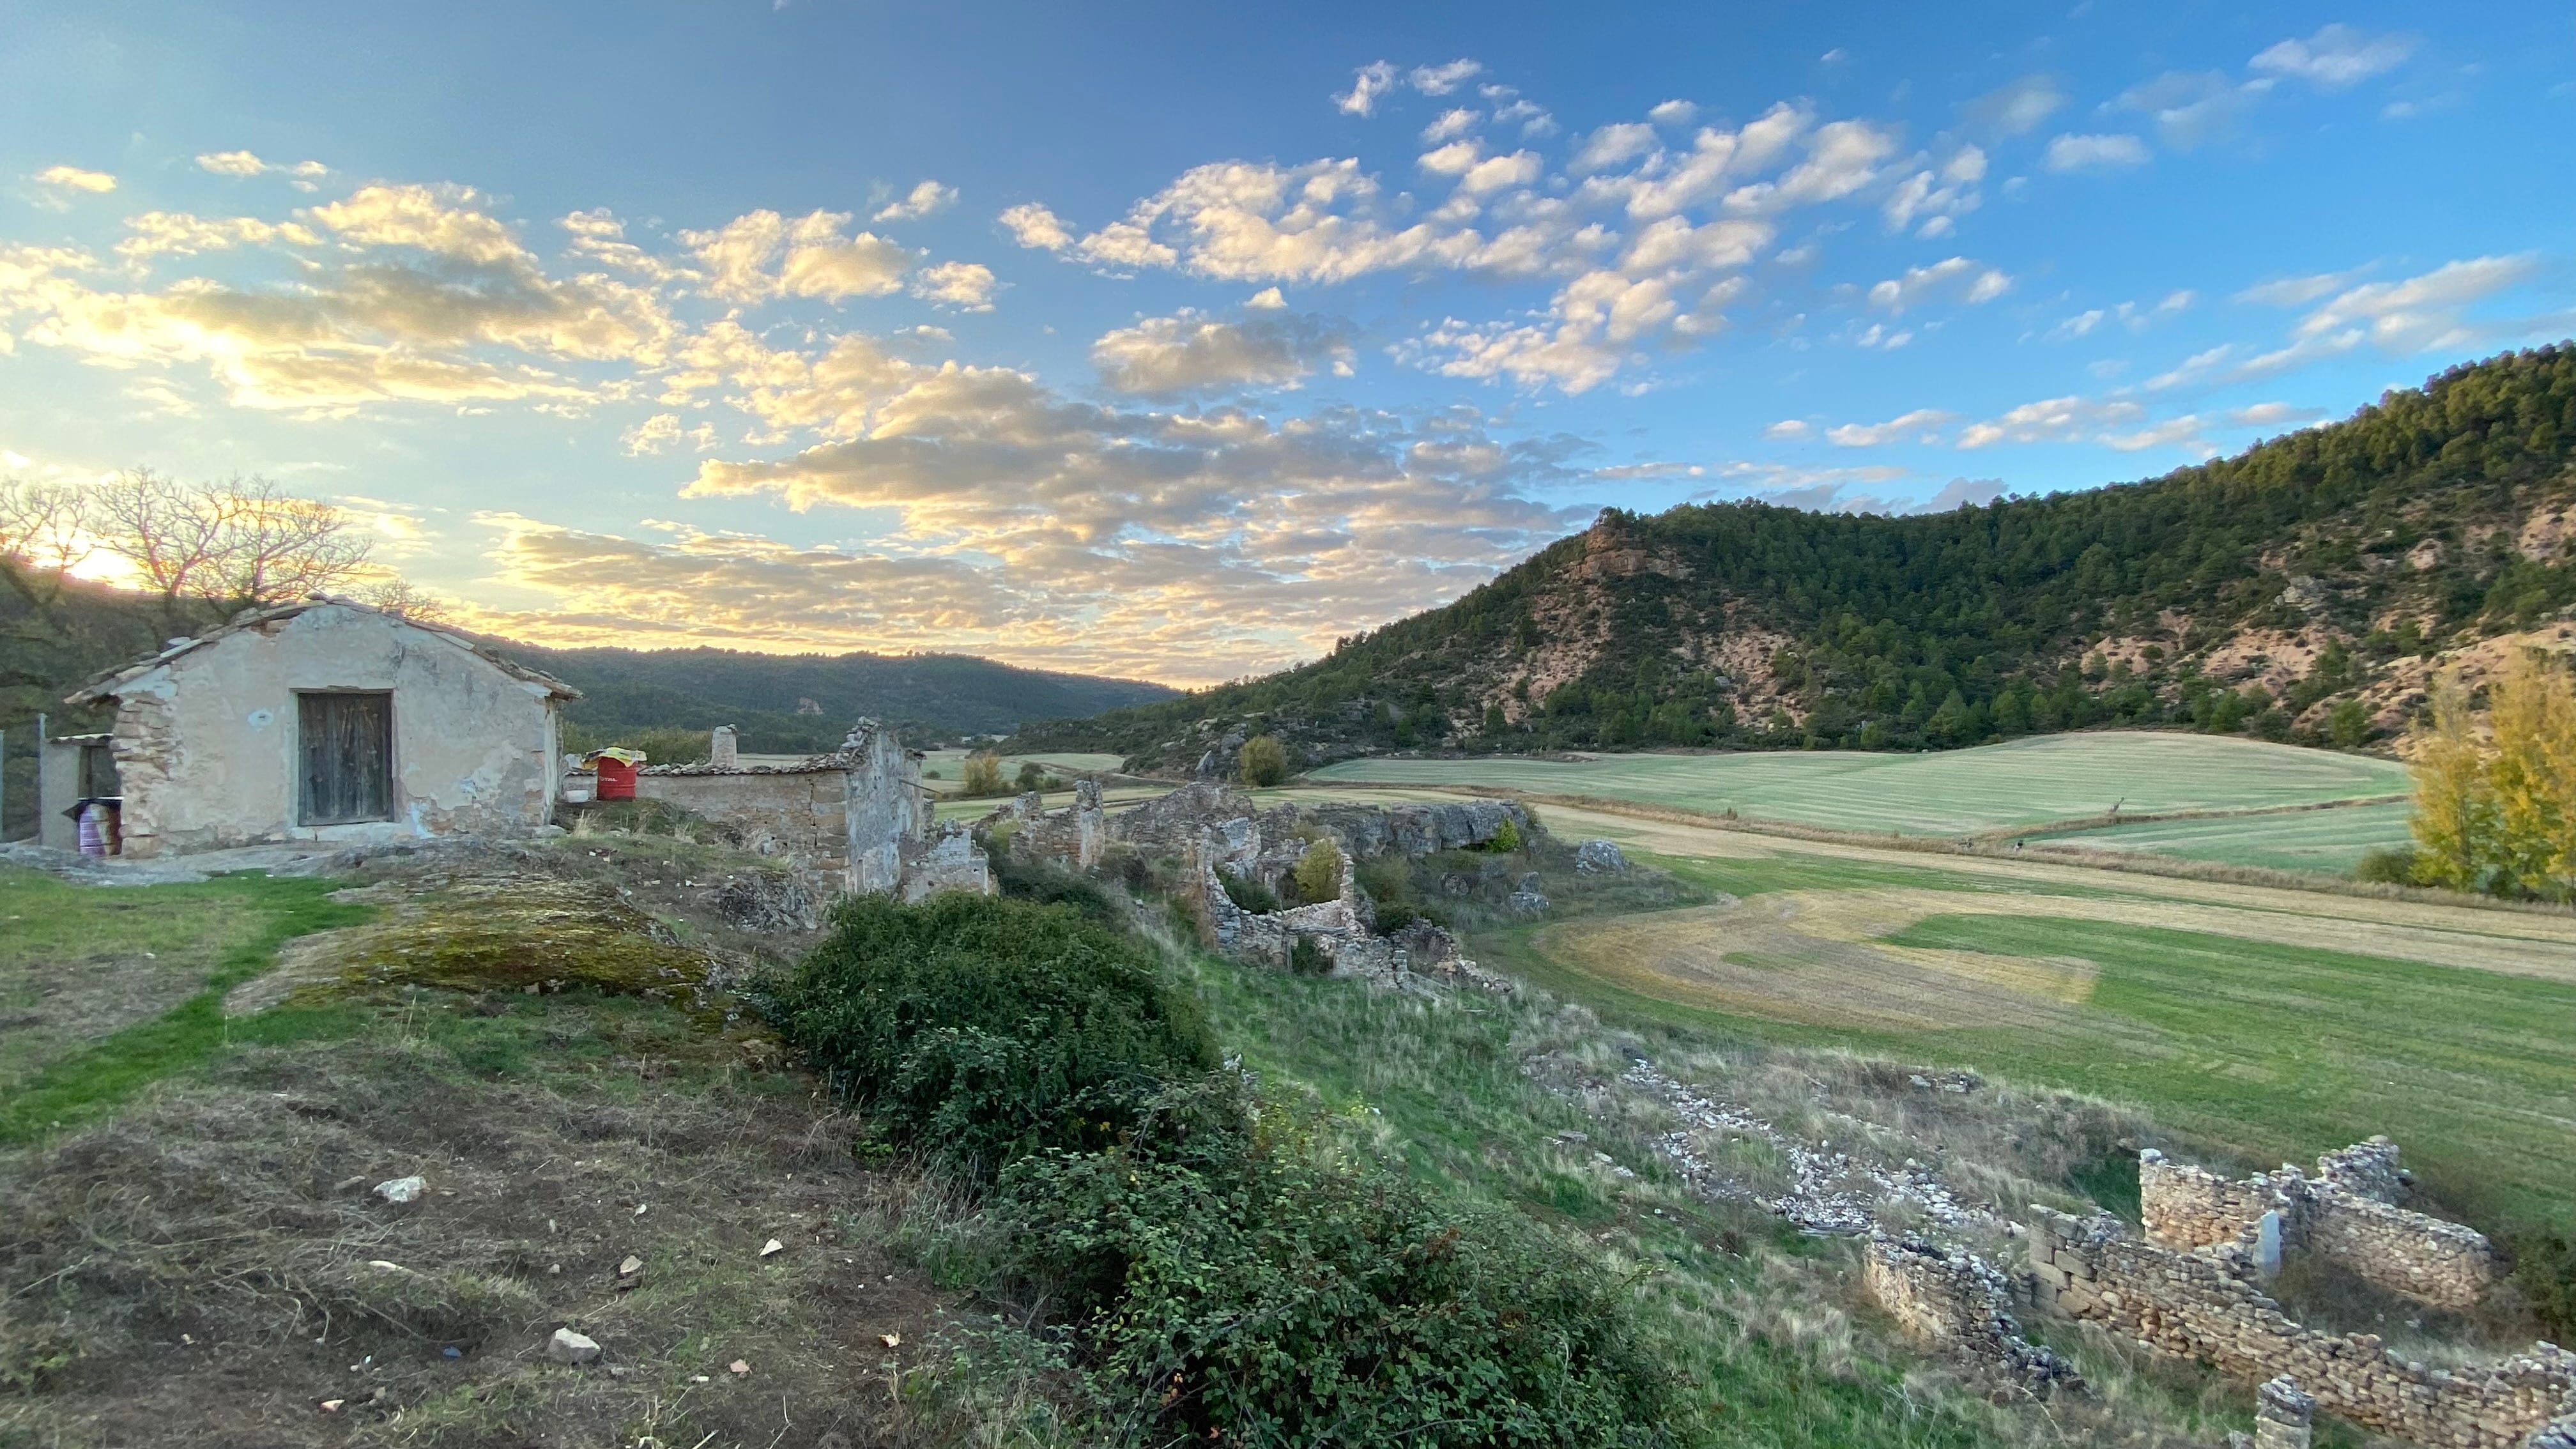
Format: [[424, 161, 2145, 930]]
[[2306, 1194, 2499, 1312], [1862, 1236, 2078, 1393], [2142, 1150, 2288, 1250], [1009, 780, 1105, 870], [2140, 1145, 2499, 1310], [1305, 799, 1528, 858], [636, 769, 853, 884], [2029, 1207, 2575, 1449], [102, 606, 558, 857], [901, 825, 993, 901]]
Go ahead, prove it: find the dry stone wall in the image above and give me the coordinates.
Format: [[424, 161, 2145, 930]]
[[2140, 1142, 2499, 1310], [1862, 1236, 2080, 1395], [2028, 1206, 2576, 1449]]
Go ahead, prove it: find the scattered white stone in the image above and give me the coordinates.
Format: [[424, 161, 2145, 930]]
[[760, 1238, 783, 1258], [617, 1255, 643, 1276], [545, 1328, 601, 1365], [372, 1176, 425, 1204]]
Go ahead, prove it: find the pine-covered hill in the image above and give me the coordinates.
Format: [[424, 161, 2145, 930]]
[[512, 644, 1178, 753], [1010, 344, 2576, 774]]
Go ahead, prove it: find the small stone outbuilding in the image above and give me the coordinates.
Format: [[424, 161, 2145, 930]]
[[65, 597, 578, 857]]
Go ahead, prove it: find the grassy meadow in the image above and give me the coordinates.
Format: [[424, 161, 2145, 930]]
[[1308, 732, 2411, 837], [1471, 814, 2576, 1238], [2031, 799, 2418, 873]]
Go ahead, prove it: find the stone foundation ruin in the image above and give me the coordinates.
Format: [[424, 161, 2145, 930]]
[[2140, 1138, 2500, 1310], [1862, 1235, 2082, 1395], [631, 721, 990, 902], [2018, 1139, 2575, 1449]]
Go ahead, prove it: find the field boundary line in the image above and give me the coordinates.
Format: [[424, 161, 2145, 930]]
[[1294, 778, 2576, 920]]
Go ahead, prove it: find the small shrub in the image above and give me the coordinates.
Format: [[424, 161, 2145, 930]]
[[1357, 855, 1420, 931], [991, 1095, 1685, 1448], [1216, 868, 1278, 914], [767, 894, 1218, 1178], [1291, 838, 1344, 902], [962, 752, 1006, 797], [1487, 816, 1522, 853], [1014, 761, 1046, 794], [2509, 1229, 2576, 1341], [992, 852, 1123, 926], [1289, 933, 1329, 975], [1238, 734, 1289, 787], [2353, 847, 2420, 885]]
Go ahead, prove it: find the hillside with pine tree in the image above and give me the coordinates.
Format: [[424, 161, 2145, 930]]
[[1009, 344, 2576, 772]]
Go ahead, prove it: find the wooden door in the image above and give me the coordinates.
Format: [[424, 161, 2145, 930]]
[[298, 693, 392, 824]]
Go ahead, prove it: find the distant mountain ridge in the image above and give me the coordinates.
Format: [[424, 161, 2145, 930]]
[[1009, 344, 2576, 774], [505, 643, 1179, 753]]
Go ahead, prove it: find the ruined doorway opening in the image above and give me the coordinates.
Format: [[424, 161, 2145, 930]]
[[299, 691, 392, 825]]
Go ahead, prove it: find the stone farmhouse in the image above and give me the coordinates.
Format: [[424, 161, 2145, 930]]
[[64, 598, 578, 857]]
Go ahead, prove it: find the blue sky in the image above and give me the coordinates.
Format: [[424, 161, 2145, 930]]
[[2, 1, 2571, 684]]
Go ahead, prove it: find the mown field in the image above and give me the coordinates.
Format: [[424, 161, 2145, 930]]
[[1460, 799, 2576, 1238], [1308, 732, 2411, 837], [2032, 799, 2418, 873]]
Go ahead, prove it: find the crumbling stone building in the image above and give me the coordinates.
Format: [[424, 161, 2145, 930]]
[[634, 721, 990, 901], [65, 598, 576, 857]]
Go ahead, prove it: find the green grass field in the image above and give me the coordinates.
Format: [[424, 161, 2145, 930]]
[[2032, 799, 2418, 873], [1308, 732, 2410, 836], [1491, 838, 2576, 1238]]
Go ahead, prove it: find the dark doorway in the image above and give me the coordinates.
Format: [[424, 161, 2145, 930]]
[[298, 692, 392, 825]]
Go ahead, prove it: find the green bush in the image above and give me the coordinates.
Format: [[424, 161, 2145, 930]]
[[2352, 847, 2419, 885], [1487, 816, 1522, 853], [767, 894, 1218, 1178], [1238, 733, 1289, 787], [991, 1091, 1683, 1448], [1291, 838, 1344, 903], [1216, 868, 1278, 914], [1356, 854, 1422, 931], [1288, 933, 1329, 976], [2509, 1229, 2576, 1341]]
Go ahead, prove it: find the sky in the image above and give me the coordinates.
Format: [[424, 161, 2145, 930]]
[[1, 2, 2572, 686]]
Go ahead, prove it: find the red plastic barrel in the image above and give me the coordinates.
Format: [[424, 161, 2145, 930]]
[[594, 756, 638, 801]]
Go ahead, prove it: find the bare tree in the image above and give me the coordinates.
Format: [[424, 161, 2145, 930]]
[[0, 479, 99, 615], [91, 471, 373, 632], [359, 574, 454, 627]]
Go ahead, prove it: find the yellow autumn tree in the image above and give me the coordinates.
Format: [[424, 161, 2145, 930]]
[[2409, 652, 2576, 896]]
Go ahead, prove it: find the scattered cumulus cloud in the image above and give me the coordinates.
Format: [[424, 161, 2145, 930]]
[[1409, 59, 1483, 96], [1827, 408, 1957, 446], [998, 202, 1073, 250], [1867, 256, 2011, 310], [1090, 304, 1355, 395], [910, 260, 997, 309], [2043, 133, 2150, 171], [194, 151, 331, 187], [1647, 100, 1698, 126], [1335, 61, 1400, 116], [2250, 25, 2416, 88], [1963, 75, 2067, 136], [872, 180, 957, 222], [34, 165, 116, 196], [678, 209, 912, 302]]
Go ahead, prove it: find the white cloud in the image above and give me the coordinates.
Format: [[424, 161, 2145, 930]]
[[2250, 25, 2415, 88], [1764, 418, 1813, 439], [1090, 305, 1355, 395], [194, 151, 330, 185], [1335, 61, 1399, 116], [1964, 75, 2067, 135], [2228, 401, 2326, 429], [910, 260, 997, 310], [1882, 146, 1985, 234], [2235, 268, 2370, 307], [2112, 72, 2266, 150], [1418, 141, 1483, 176], [2044, 133, 2150, 171], [872, 180, 957, 222], [1409, 59, 1482, 96], [1866, 256, 2011, 311], [1457, 150, 1543, 195], [1420, 108, 1479, 144], [1957, 395, 2145, 448], [1572, 122, 1659, 173], [999, 202, 1074, 250], [34, 165, 116, 195], [621, 412, 717, 455], [677, 209, 912, 302], [117, 211, 323, 263], [1826, 408, 1957, 446], [1647, 100, 1698, 126]]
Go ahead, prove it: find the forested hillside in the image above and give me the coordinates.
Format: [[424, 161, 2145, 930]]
[[514, 644, 1177, 753], [1011, 344, 2576, 772]]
